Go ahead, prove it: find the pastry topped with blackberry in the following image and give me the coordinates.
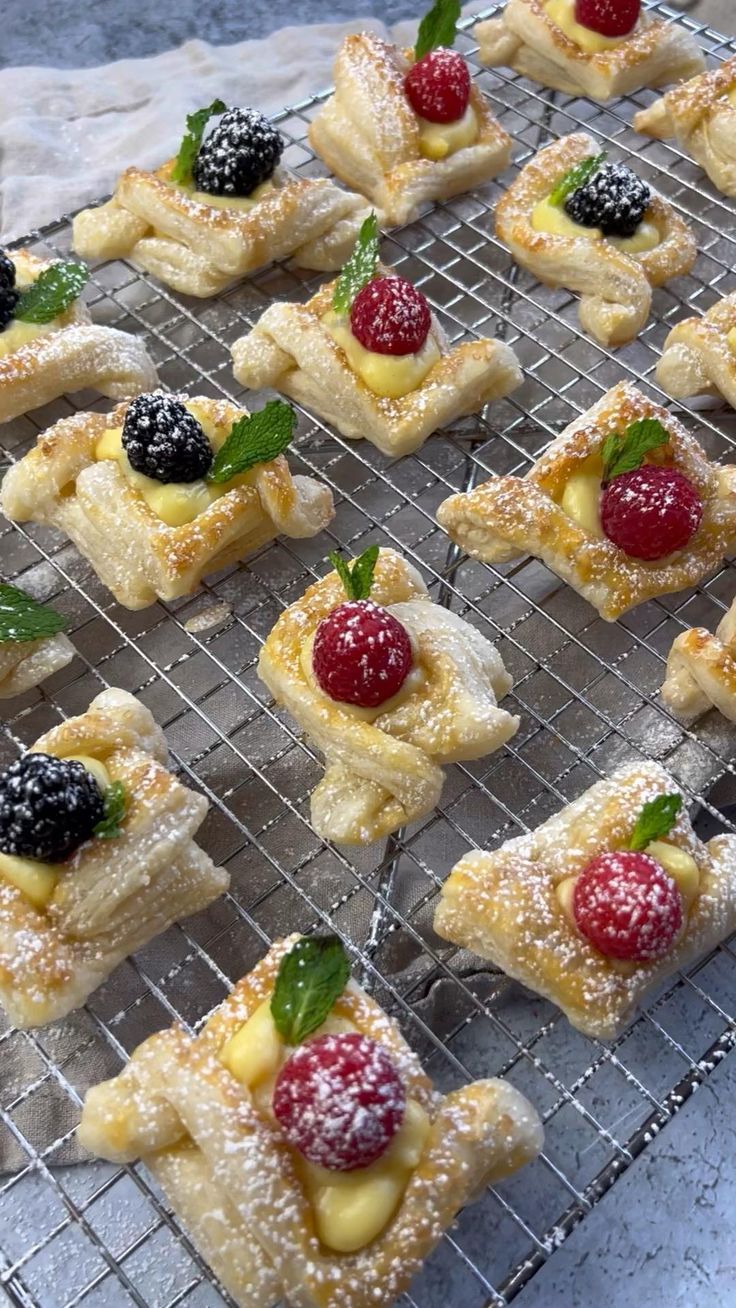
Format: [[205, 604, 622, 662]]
[[0, 581, 74, 699], [0, 248, 156, 424], [495, 133, 696, 346], [72, 101, 377, 297]]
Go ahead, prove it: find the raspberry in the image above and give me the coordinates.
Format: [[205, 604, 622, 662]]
[[574, 0, 640, 37], [573, 850, 682, 962], [600, 465, 702, 561], [122, 393, 213, 484], [272, 1033, 406, 1171], [192, 107, 283, 197], [312, 599, 413, 708], [0, 753, 105, 863], [565, 163, 650, 238], [404, 49, 471, 124], [350, 277, 431, 357]]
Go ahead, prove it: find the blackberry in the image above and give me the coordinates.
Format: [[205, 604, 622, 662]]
[[565, 162, 651, 238], [0, 753, 105, 863], [122, 393, 213, 484], [192, 107, 284, 197], [0, 252, 16, 290], [0, 251, 19, 332]]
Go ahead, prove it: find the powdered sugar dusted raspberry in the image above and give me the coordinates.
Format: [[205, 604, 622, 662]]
[[573, 850, 683, 962], [350, 276, 431, 356], [600, 465, 703, 561], [312, 599, 413, 707], [272, 1032, 406, 1170], [574, 0, 639, 37], [404, 49, 471, 124]]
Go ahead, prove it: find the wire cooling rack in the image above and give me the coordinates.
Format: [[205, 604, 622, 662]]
[[2, 4, 736, 1305]]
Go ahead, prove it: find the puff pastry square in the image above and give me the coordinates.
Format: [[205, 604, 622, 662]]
[[78, 935, 544, 1308], [494, 132, 697, 347], [73, 162, 378, 298], [0, 251, 157, 424], [474, 0, 704, 102], [231, 267, 522, 458], [436, 381, 736, 621], [308, 32, 512, 226], [257, 547, 519, 844], [0, 394, 334, 610], [635, 56, 736, 199], [662, 596, 736, 723], [656, 292, 736, 412], [435, 761, 736, 1039], [0, 688, 228, 1029], [0, 630, 74, 699]]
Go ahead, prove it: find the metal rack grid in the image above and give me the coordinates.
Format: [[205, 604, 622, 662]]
[[1, 4, 736, 1304]]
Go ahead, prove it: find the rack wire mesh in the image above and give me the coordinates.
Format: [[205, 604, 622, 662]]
[[1, 4, 736, 1304]]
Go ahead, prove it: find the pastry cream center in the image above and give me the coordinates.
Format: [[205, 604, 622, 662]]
[[417, 103, 479, 161], [220, 997, 430, 1254], [726, 88, 736, 109], [323, 309, 441, 399], [175, 179, 276, 213], [532, 196, 660, 254], [0, 271, 61, 359], [544, 0, 631, 52], [727, 326, 736, 356]]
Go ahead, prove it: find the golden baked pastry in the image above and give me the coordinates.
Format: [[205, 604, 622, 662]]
[[308, 29, 512, 226], [436, 381, 736, 621], [494, 133, 697, 347], [0, 250, 156, 424], [0, 582, 74, 699], [635, 56, 736, 198], [0, 687, 228, 1028], [78, 934, 544, 1307], [662, 596, 736, 723], [435, 761, 736, 1039], [0, 393, 334, 610], [656, 292, 736, 411], [257, 546, 519, 844], [73, 101, 377, 297], [474, 0, 704, 101]]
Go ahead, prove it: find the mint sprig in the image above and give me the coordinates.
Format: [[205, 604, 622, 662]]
[[549, 151, 607, 208], [207, 401, 296, 484], [271, 936, 351, 1045], [332, 212, 380, 316], [628, 793, 682, 852], [15, 262, 89, 325], [328, 545, 380, 601], [93, 781, 128, 840], [601, 417, 669, 484], [0, 583, 67, 644], [415, 0, 461, 59], [171, 99, 227, 186]]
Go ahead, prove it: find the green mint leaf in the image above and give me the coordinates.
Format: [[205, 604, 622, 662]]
[[15, 262, 89, 325], [414, 0, 461, 58], [0, 583, 67, 644], [332, 212, 380, 315], [93, 781, 128, 840], [270, 935, 351, 1045], [549, 151, 607, 208], [601, 417, 670, 483], [207, 401, 295, 484], [328, 544, 380, 601], [628, 793, 682, 852], [171, 98, 227, 185]]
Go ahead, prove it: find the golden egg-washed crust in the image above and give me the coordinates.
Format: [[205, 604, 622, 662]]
[[437, 381, 736, 621], [78, 935, 543, 1308], [308, 33, 512, 226], [0, 250, 157, 423], [435, 761, 736, 1039], [72, 163, 377, 297], [257, 547, 518, 844], [0, 631, 74, 699], [231, 267, 522, 458], [662, 596, 736, 723], [494, 133, 697, 347], [474, 0, 704, 101], [656, 292, 736, 411], [0, 394, 334, 610], [635, 56, 736, 198], [0, 688, 227, 1029]]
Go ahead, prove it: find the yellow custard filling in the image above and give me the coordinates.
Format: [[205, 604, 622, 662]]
[[323, 309, 441, 400], [0, 753, 111, 909], [727, 88, 736, 109], [173, 178, 276, 213], [220, 998, 430, 1254], [559, 453, 604, 537], [0, 269, 63, 359], [544, 0, 630, 53], [532, 196, 660, 254], [727, 326, 736, 356], [418, 103, 478, 161], [556, 842, 700, 931]]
